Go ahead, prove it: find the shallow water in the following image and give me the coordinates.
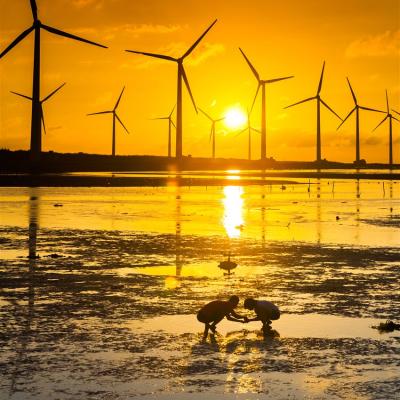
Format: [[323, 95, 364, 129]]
[[0, 177, 399, 399]]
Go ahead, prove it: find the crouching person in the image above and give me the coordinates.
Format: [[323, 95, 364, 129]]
[[244, 298, 280, 333], [197, 295, 247, 339]]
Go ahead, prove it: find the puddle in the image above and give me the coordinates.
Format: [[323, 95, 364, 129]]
[[128, 313, 400, 340]]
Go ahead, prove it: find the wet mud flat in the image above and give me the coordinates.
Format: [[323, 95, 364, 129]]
[[0, 227, 399, 399]]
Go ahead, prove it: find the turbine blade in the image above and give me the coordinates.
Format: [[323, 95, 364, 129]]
[[171, 119, 176, 128], [10, 91, 32, 101], [182, 19, 218, 59], [125, 49, 176, 62], [359, 105, 385, 113], [346, 77, 357, 105], [87, 111, 112, 116], [0, 26, 34, 58], [251, 127, 261, 133], [392, 116, 400, 123], [239, 48, 260, 82], [266, 76, 294, 84], [372, 115, 388, 132], [41, 24, 107, 48], [181, 66, 197, 113], [233, 128, 247, 138], [199, 108, 213, 121], [114, 86, 125, 110], [320, 99, 342, 120], [169, 104, 176, 118], [216, 117, 225, 122], [209, 127, 213, 143], [42, 82, 66, 102], [40, 104, 46, 135], [115, 113, 129, 134], [250, 83, 261, 113], [30, 0, 38, 21], [392, 109, 400, 116], [151, 117, 169, 120], [317, 61, 325, 95], [337, 107, 355, 130], [284, 96, 315, 109], [385, 90, 389, 113]]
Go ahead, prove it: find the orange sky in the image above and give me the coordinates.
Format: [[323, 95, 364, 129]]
[[0, 0, 399, 162]]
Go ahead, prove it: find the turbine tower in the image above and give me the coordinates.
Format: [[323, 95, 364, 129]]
[[87, 87, 130, 157], [239, 48, 293, 161], [199, 108, 224, 159], [235, 108, 260, 160], [285, 62, 342, 163], [126, 20, 218, 160], [373, 91, 399, 167], [337, 78, 384, 165], [11, 83, 66, 136], [0, 0, 107, 162], [152, 106, 176, 158]]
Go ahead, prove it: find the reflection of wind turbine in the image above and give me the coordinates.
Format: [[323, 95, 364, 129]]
[[235, 108, 260, 160], [285, 62, 342, 163], [152, 106, 176, 158], [199, 108, 224, 159], [373, 91, 399, 167], [239, 48, 293, 161], [11, 83, 66, 135], [126, 20, 218, 160], [87, 87, 130, 157], [175, 188, 182, 277], [0, 0, 107, 162], [337, 78, 384, 164], [10, 190, 39, 396]]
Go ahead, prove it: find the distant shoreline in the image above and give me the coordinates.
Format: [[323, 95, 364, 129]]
[[1, 150, 399, 186]]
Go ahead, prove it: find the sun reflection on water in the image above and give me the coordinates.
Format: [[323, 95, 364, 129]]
[[222, 186, 244, 238]]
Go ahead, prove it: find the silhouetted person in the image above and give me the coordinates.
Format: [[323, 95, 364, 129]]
[[197, 295, 247, 339], [244, 298, 280, 333]]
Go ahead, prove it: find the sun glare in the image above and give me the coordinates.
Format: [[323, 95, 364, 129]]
[[224, 107, 247, 130]]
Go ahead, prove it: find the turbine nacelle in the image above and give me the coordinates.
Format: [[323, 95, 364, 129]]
[[11, 82, 66, 135]]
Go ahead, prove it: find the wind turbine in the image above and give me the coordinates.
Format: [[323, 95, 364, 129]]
[[11, 83, 66, 136], [0, 0, 107, 162], [151, 106, 176, 158], [199, 108, 224, 159], [337, 78, 384, 165], [239, 48, 293, 161], [285, 62, 342, 163], [234, 108, 260, 160], [126, 20, 218, 160], [373, 90, 399, 167], [87, 87, 130, 157]]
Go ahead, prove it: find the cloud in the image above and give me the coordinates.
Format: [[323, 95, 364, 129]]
[[363, 136, 383, 146], [72, 0, 103, 9], [187, 43, 225, 66], [345, 30, 400, 58]]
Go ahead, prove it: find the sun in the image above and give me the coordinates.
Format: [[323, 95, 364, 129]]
[[224, 106, 247, 130]]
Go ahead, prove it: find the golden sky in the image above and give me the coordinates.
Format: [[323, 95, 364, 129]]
[[0, 0, 399, 162]]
